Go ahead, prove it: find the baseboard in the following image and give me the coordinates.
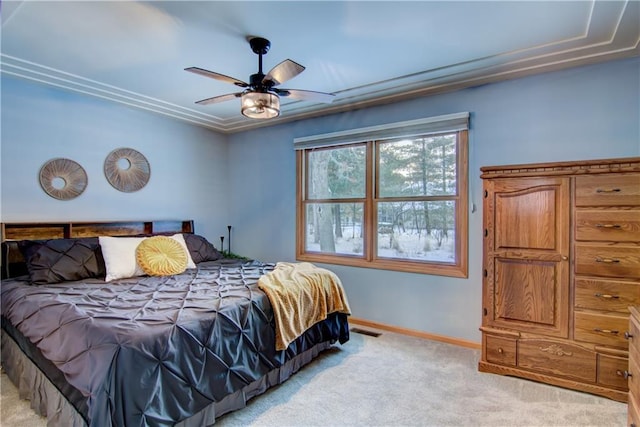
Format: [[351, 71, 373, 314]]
[[348, 317, 481, 350]]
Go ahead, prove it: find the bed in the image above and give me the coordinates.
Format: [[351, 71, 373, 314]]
[[0, 220, 350, 427]]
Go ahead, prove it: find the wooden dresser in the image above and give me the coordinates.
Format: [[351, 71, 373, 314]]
[[629, 306, 640, 425], [479, 157, 640, 402]]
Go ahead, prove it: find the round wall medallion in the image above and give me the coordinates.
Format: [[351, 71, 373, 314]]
[[39, 158, 88, 200], [104, 148, 150, 193]]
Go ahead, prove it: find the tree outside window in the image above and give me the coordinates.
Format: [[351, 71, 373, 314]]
[[296, 119, 468, 277]]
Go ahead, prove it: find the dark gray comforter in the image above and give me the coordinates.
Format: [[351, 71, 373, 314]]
[[1, 260, 349, 427]]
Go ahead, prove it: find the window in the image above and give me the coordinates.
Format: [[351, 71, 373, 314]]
[[295, 113, 468, 277]]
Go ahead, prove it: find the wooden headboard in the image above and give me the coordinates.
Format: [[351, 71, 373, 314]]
[[1, 220, 194, 242], [1, 220, 194, 279]]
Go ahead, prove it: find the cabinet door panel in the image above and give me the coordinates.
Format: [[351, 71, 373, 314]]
[[484, 177, 570, 337], [495, 258, 557, 326], [495, 187, 558, 251]]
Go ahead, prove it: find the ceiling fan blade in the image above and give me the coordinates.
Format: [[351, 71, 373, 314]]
[[185, 67, 249, 88], [263, 59, 305, 86], [276, 88, 335, 104], [195, 92, 242, 105]]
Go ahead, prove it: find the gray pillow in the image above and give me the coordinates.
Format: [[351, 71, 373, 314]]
[[1, 241, 28, 279], [183, 234, 223, 263], [18, 238, 106, 285]]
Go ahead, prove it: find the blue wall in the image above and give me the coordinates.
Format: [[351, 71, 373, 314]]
[[1, 75, 229, 240], [2, 57, 639, 343], [227, 57, 640, 343]]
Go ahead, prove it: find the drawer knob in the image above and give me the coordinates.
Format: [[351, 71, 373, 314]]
[[497, 347, 504, 354], [595, 257, 620, 264], [624, 370, 633, 379], [595, 223, 622, 229], [593, 328, 619, 335], [594, 293, 620, 299], [625, 331, 634, 340], [596, 188, 621, 193]]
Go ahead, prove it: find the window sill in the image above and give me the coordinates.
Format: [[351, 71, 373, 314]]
[[296, 253, 468, 278]]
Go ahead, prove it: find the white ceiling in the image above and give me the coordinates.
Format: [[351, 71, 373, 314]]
[[2, 1, 638, 133]]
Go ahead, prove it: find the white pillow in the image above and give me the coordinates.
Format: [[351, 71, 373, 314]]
[[169, 233, 196, 269], [99, 236, 147, 282], [99, 234, 196, 282]]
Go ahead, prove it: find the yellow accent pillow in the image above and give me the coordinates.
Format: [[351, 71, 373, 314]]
[[136, 236, 188, 276]]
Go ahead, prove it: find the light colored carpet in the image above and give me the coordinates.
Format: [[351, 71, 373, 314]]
[[1, 328, 628, 426]]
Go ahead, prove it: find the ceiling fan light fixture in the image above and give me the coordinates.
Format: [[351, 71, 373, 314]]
[[187, 37, 334, 116], [241, 91, 280, 119]]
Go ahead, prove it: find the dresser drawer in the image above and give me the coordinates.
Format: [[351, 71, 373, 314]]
[[575, 278, 640, 313], [629, 356, 640, 400], [517, 338, 596, 382], [575, 243, 640, 278], [575, 209, 640, 242], [575, 174, 640, 207], [574, 311, 629, 348], [630, 391, 640, 427], [597, 353, 629, 390], [630, 309, 640, 362], [485, 335, 517, 366]]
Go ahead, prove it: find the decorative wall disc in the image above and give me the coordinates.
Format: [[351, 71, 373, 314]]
[[104, 148, 150, 193], [39, 158, 88, 200]]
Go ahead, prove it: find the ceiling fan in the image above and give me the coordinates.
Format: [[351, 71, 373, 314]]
[[186, 36, 335, 119]]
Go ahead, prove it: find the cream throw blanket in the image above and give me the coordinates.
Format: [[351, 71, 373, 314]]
[[258, 262, 351, 350]]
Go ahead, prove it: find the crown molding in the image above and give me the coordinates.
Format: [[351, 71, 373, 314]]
[[1, 0, 637, 134]]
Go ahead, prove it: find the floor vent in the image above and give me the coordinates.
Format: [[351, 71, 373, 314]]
[[350, 327, 382, 337]]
